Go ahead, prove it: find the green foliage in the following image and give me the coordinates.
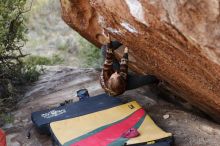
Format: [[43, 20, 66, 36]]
[[0, 0, 40, 113], [57, 41, 69, 51], [21, 64, 41, 83], [25, 56, 52, 65], [24, 55, 64, 66], [77, 37, 102, 68], [0, 113, 13, 124]]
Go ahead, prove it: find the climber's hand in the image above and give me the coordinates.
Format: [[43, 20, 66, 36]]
[[97, 31, 111, 45], [107, 33, 111, 43], [124, 47, 128, 53]]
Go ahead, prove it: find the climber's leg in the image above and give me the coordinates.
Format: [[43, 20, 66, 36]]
[[110, 41, 122, 50], [101, 41, 122, 58], [126, 74, 159, 90]]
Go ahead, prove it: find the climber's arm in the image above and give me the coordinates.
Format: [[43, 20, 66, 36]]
[[119, 47, 129, 80], [119, 47, 159, 91], [100, 43, 115, 88]]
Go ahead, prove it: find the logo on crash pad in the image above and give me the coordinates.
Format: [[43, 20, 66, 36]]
[[128, 104, 135, 109], [41, 109, 66, 119]]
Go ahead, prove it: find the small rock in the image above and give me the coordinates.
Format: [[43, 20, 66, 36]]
[[22, 118, 29, 123], [163, 114, 170, 119], [9, 141, 21, 146]]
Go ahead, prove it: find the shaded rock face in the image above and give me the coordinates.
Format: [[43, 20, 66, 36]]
[[60, 0, 220, 122], [4, 66, 220, 146]]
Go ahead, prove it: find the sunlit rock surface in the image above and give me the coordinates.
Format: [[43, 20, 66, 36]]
[[60, 0, 220, 122]]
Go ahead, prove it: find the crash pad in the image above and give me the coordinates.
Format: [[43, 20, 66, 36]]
[[50, 101, 172, 146]]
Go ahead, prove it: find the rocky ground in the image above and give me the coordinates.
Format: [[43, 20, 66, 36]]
[[3, 66, 220, 146]]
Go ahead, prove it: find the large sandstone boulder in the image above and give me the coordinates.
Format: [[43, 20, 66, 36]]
[[60, 0, 220, 123]]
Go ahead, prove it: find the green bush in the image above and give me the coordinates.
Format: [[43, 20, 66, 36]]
[[24, 55, 64, 66], [0, 0, 40, 113], [77, 37, 102, 68]]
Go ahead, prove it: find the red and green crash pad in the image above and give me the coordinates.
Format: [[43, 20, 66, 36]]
[[50, 101, 172, 146]]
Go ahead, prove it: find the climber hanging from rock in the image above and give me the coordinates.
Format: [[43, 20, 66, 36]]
[[98, 33, 159, 96]]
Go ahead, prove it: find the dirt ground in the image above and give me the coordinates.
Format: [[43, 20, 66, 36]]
[[3, 66, 220, 146]]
